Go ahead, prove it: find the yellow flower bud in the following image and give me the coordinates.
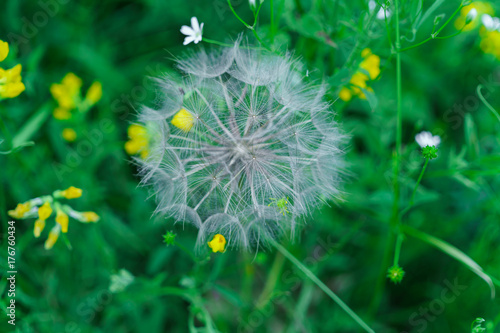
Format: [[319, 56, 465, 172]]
[[207, 234, 226, 253], [339, 87, 352, 102], [34, 219, 45, 238], [127, 124, 147, 140], [0, 82, 25, 99], [44, 225, 60, 250], [85, 81, 102, 105], [62, 128, 77, 142], [53, 107, 72, 120], [60, 186, 82, 199], [0, 40, 8, 62], [8, 202, 31, 219], [61, 72, 82, 95], [38, 202, 53, 221], [171, 108, 195, 132], [56, 210, 69, 233], [81, 211, 100, 223]]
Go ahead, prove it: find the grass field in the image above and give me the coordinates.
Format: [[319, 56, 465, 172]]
[[1, 0, 500, 332]]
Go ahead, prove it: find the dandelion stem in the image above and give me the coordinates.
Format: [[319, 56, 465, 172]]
[[477, 85, 500, 124], [270, 0, 275, 43], [203, 38, 235, 47], [271, 240, 375, 333]]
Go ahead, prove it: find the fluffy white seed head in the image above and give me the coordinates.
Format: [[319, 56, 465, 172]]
[[137, 42, 347, 252]]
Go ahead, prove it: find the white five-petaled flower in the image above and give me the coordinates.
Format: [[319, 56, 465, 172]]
[[415, 131, 441, 148], [180, 17, 204, 45]]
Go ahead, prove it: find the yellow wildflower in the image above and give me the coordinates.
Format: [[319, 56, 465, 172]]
[[171, 108, 195, 132], [208, 234, 226, 253], [38, 202, 53, 221], [0, 64, 25, 99], [339, 49, 380, 102], [8, 202, 31, 219], [62, 128, 77, 142], [125, 124, 150, 158], [455, 2, 494, 31], [85, 81, 102, 105], [44, 225, 61, 250], [60, 186, 83, 199], [34, 219, 45, 238], [56, 210, 69, 233], [53, 107, 72, 120], [0, 40, 8, 62], [50, 72, 82, 109], [80, 211, 100, 223], [359, 49, 381, 80]]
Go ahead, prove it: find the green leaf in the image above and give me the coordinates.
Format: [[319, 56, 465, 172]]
[[401, 225, 496, 299]]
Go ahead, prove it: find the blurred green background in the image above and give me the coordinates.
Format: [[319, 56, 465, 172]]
[[1, 0, 500, 332]]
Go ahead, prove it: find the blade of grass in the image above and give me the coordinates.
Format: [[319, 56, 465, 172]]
[[271, 239, 375, 333], [12, 102, 52, 148], [401, 224, 496, 298]]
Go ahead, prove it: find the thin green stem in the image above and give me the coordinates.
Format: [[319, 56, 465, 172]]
[[477, 85, 500, 123], [393, 233, 404, 266], [400, 2, 465, 53], [270, 0, 275, 43], [370, 0, 402, 317], [255, 251, 285, 309], [227, 0, 252, 28], [399, 157, 429, 219], [271, 240, 375, 333], [203, 38, 235, 47], [174, 241, 199, 263]]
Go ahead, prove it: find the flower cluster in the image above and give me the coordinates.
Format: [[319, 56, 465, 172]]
[[8, 186, 99, 249], [135, 42, 346, 252], [0, 39, 25, 100], [454, 2, 494, 31], [50, 73, 102, 141], [456, 2, 500, 59], [339, 48, 381, 102]]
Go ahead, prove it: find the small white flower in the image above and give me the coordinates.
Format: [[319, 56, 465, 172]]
[[466, 8, 478, 22], [369, 0, 391, 20], [481, 14, 500, 31], [180, 17, 204, 45], [415, 131, 441, 148], [377, 7, 391, 20], [368, 0, 376, 12]]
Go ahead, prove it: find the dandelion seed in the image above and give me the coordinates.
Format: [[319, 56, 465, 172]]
[[136, 41, 346, 251], [415, 131, 440, 148], [180, 17, 203, 45]]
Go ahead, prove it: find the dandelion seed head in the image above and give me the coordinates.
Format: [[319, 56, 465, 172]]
[[137, 41, 347, 251]]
